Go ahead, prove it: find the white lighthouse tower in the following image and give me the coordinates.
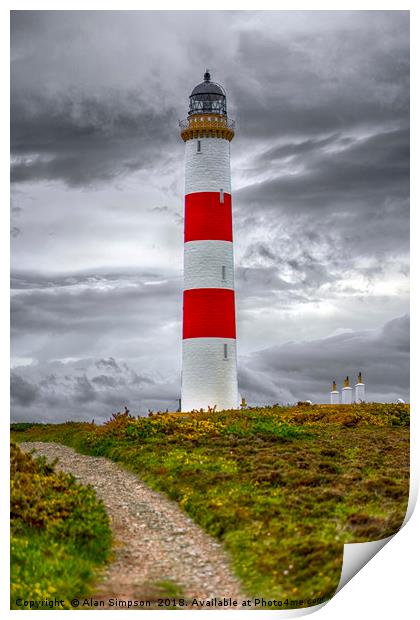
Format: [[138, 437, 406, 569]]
[[179, 71, 238, 412], [330, 380, 340, 405], [354, 371, 365, 403], [341, 376, 353, 405]]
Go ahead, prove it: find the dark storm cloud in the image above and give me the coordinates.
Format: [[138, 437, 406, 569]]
[[233, 124, 409, 303], [238, 244, 337, 293], [10, 10, 234, 187], [239, 315, 409, 405], [258, 134, 350, 162], [11, 93, 179, 186], [236, 265, 293, 293], [11, 272, 182, 362], [10, 372, 39, 406], [231, 13, 409, 140], [236, 234, 342, 307], [10, 358, 180, 423], [73, 375, 97, 403], [94, 358, 154, 385], [91, 374, 119, 388], [237, 127, 409, 214], [11, 12, 409, 187], [95, 357, 122, 373], [228, 13, 409, 299], [11, 269, 164, 290]]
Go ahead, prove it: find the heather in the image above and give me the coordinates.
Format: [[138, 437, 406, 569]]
[[10, 442, 112, 609]]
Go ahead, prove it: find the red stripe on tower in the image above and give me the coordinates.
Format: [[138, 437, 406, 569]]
[[183, 288, 236, 339], [184, 192, 233, 242]]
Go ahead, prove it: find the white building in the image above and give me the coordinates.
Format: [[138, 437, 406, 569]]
[[354, 371, 366, 403], [341, 376, 353, 404], [330, 380, 340, 404]]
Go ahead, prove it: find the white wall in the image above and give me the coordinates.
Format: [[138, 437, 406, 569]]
[[330, 391, 340, 405], [184, 240, 234, 290], [342, 387, 353, 404], [185, 137, 231, 194], [182, 338, 238, 412], [355, 383, 366, 403]]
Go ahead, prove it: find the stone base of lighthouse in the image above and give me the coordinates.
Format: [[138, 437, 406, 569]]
[[182, 338, 238, 412]]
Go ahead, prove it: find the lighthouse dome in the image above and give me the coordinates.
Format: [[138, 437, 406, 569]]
[[189, 70, 227, 116]]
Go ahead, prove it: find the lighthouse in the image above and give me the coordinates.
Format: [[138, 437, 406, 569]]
[[179, 70, 238, 412], [354, 372, 365, 403], [341, 376, 353, 405], [330, 380, 340, 405]]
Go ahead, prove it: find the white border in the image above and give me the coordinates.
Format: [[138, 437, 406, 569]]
[[4, 4, 417, 620]]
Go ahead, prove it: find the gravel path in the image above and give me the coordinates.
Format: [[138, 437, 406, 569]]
[[20, 442, 246, 608]]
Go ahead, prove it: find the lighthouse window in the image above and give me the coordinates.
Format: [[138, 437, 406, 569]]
[[222, 265, 226, 281], [223, 343, 228, 359], [196, 140, 201, 153], [220, 189, 224, 204]]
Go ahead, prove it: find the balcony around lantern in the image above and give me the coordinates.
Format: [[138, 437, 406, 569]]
[[179, 114, 235, 142], [179, 115, 235, 131]]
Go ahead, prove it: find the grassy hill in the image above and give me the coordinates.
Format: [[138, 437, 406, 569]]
[[11, 402, 409, 605]]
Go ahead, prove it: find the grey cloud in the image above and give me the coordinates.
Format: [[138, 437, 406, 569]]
[[232, 13, 408, 140], [10, 10, 241, 187], [243, 243, 278, 265], [236, 265, 294, 293], [129, 371, 155, 386], [240, 243, 337, 292], [381, 314, 410, 352], [74, 375, 97, 403], [11, 275, 181, 336], [10, 357, 179, 423], [95, 357, 122, 373], [91, 375, 119, 387], [237, 127, 409, 214], [11, 94, 179, 186], [10, 269, 165, 290], [258, 134, 349, 163], [10, 275, 183, 379], [11, 372, 39, 406], [10, 270, 183, 408], [233, 126, 409, 301], [11, 12, 409, 188]]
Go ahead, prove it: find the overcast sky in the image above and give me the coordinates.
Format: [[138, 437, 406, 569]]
[[11, 10, 409, 422]]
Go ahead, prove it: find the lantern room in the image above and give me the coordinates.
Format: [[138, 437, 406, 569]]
[[188, 70, 227, 116]]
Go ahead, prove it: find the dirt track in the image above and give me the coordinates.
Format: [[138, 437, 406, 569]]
[[20, 442, 245, 608]]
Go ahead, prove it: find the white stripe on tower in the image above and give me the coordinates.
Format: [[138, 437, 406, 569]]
[[185, 138, 231, 194], [184, 240, 234, 290], [179, 71, 238, 412]]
